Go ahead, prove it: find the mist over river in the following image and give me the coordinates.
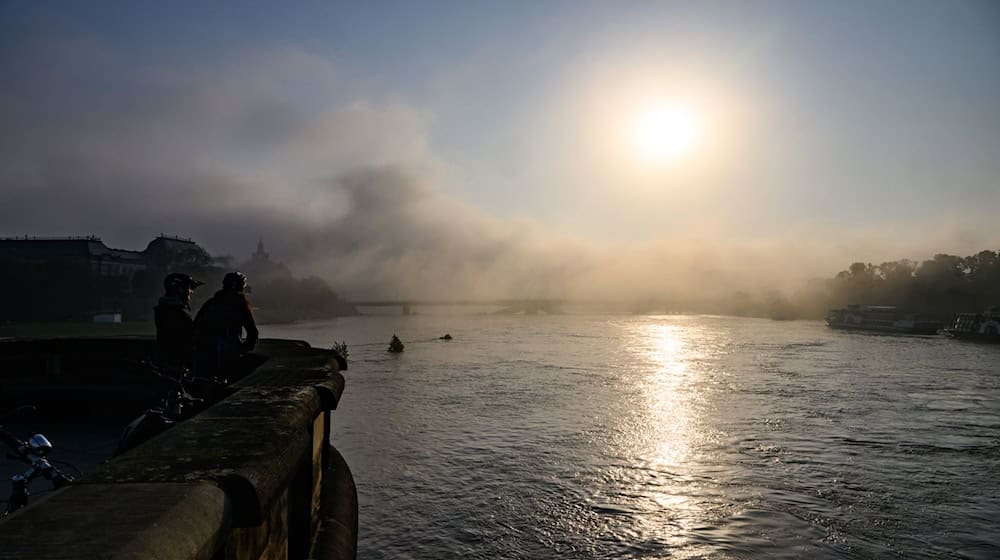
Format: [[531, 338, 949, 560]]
[[264, 313, 999, 559]]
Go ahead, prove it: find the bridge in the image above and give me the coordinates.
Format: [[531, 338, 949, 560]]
[[349, 299, 567, 315], [348, 299, 690, 315]]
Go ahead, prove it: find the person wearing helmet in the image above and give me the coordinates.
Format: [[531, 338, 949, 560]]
[[193, 271, 261, 380], [154, 273, 205, 368]]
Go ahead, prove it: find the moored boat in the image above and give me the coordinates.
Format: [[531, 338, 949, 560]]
[[825, 304, 941, 334], [944, 307, 1000, 343]]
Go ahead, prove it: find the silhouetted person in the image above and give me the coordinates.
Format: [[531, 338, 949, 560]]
[[194, 272, 263, 381], [154, 273, 204, 368]]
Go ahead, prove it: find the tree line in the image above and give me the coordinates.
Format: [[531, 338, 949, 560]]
[[743, 249, 1000, 321], [822, 250, 1000, 319]]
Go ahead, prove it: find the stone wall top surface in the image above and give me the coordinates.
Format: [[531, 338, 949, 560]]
[[0, 337, 348, 557]]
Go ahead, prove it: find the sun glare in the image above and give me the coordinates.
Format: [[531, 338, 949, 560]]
[[629, 104, 700, 165]]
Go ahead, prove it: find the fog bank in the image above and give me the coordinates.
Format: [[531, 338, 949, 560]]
[[2, 41, 995, 303]]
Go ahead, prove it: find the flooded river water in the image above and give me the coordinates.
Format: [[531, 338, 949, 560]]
[[267, 313, 999, 559]]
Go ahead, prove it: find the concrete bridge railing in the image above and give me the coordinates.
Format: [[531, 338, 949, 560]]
[[0, 338, 356, 560]]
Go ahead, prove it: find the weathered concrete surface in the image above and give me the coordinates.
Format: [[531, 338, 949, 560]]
[[0, 338, 355, 560], [0, 482, 229, 560], [87, 412, 311, 527]]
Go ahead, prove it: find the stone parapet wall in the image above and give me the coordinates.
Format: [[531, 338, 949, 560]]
[[0, 338, 356, 560]]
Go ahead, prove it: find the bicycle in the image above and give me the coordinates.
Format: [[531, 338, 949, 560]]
[[0, 406, 76, 517], [114, 362, 225, 456]]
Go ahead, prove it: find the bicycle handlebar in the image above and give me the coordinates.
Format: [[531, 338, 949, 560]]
[[1, 428, 74, 484], [2, 411, 75, 516], [134, 360, 226, 388]]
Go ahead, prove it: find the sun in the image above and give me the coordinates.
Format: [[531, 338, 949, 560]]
[[629, 104, 701, 165]]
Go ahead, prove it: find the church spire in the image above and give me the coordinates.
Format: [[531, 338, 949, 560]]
[[252, 237, 269, 261]]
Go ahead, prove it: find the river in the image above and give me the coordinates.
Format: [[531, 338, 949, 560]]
[[265, 313, 999, 559]]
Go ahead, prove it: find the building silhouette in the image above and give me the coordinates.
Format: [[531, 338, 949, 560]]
[[0, 235, 218, 322]]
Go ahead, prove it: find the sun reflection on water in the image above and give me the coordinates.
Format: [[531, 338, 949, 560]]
[[606, 318, 716, 554], [644, 322, 696, 467]]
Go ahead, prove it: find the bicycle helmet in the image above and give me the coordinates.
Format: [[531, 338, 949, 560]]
[[223, 271, 248, 292], [164, 273, 205, 293]]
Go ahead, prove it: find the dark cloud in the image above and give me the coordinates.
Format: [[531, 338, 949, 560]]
[[0, 38, 577, 299]]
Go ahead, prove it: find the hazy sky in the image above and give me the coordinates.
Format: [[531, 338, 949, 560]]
[[2, 1, 998, 299]]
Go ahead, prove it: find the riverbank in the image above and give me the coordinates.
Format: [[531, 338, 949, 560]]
[[0, 313, 354, 339], [0, 321, 155, 339]]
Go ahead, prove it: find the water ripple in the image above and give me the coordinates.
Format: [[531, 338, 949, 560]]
[[267, 314, 1000, 559]]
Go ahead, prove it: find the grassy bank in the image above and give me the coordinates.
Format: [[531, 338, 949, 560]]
[[0, 322, 155, 339]]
